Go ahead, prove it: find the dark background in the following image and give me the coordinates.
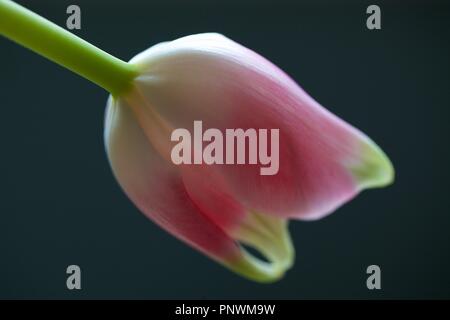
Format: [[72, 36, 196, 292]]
[[0, 0, 449, 299]]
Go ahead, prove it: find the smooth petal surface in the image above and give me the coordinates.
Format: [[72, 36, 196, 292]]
[[104, 96, 294, 282], [104, 33, 393, 282], [128, 33, 394, 220], [104, 96, 240, 262]]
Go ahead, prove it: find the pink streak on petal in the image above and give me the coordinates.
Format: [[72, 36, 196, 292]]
[[130, 33, 370, 220], [104, 97, 242, 262], [181, 165, 247, 231]]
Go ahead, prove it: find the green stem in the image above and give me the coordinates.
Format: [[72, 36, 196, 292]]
[[0, 0, 138, 96]]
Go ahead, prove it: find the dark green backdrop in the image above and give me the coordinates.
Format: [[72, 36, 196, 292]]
[[1, 0, 449, 299]]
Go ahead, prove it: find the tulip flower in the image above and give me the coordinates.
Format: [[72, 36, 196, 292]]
[[0, 0, 393, 283]]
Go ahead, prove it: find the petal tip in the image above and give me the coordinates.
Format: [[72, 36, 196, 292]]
[[350, 138, 395, 190], [224, 212, 295, 283]]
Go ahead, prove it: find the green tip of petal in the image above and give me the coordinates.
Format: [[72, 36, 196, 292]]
[[350, 138, 395, 190], [223, 212, 295, 283], [225, 249, 292, 283]]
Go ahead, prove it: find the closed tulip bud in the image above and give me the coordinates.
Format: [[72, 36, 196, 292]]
[[1, 1, 394, 283], [104, 33, 393, 282]]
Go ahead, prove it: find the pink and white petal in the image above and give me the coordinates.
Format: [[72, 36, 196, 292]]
[[104, 96, 294, 282], [128, 33, 393, 220], [104, 96, 242, 264]]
